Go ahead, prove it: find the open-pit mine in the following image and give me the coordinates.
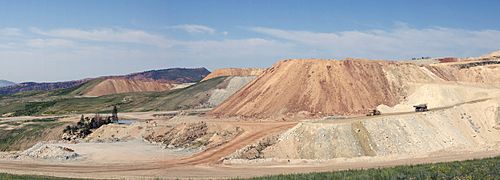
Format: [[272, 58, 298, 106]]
[[0, 52, 499, 179]]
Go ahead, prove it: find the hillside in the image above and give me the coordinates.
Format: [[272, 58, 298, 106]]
[[0, 80, 15, 87], [211, 59, 500, 118], [0, 68, 210, 96], [124, 68, 210, 83], [79, 78, 174, 97], [0, 80, 89, 96], [0, 76, 257, 116], [202, 68, 265, 81]]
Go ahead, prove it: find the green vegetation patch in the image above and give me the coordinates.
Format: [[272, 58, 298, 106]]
[[0, 173, 85, 180], [12, 101, 57, 116], [0, 120, 64, 151], [247, 156, 500, 180]]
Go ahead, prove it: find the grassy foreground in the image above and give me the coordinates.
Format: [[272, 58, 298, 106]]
[[248, 156, 500, 180], [0, 173, 84, 180], [0, 156, 498, 179]]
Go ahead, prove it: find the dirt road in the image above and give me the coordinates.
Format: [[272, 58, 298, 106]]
[[316, 97, 494, 124]]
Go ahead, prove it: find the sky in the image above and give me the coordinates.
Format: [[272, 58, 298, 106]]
[[1, 0, 500, 82]]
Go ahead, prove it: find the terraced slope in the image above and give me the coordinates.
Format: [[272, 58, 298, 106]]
[[211, 59, 500, 118], [261, 98, 500, 159]]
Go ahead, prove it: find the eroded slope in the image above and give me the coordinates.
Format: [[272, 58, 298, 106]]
[[211, 59, 500, 118]]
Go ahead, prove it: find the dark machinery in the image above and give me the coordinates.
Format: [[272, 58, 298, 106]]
[[366, 109, 381, 116], [413, 104, 428, 112]]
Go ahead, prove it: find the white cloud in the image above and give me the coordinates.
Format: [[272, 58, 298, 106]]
[[170, 24, 216, 34], [27, 38, 75, 48], [30, 28, 171, 48], [251, 26, 500, 59], [3, 25, 500, 82], [0, 28, 22, 36]]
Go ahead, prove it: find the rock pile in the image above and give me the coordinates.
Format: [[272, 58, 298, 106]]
[[21, 143, 79, 160], [144, 122, 208, 148]]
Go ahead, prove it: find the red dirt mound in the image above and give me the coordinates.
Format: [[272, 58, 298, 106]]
[[210, 59, 500, 119], [83, 78, 173, 96], [210, 59, 408, 118]]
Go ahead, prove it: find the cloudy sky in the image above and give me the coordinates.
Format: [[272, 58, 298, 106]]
[[1, 0, 500, 82]]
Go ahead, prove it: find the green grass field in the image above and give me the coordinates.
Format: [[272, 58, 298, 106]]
[[248, 156, 500, 180], [0, 156, 498, 179], [0, 173, 84, 180]]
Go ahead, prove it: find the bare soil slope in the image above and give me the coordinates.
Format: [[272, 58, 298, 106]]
[[212, 60, 414, 118], [82, 78, 174, 97], [257, 98, 500, 160], [211, 59, 500, 118], [202, 68, 265, 81]]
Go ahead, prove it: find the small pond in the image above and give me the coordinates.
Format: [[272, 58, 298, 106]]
[[115, 120, 136, 125]]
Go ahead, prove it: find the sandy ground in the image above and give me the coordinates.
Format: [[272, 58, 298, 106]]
[[0, 138, 498, 179], [0, 108, 499, 179]]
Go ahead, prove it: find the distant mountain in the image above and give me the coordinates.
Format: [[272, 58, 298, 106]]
[[123, 68, 210, 83], [0, 68, 211, 95], [0, 80, 16, 88], [0, 79, 89, 95]]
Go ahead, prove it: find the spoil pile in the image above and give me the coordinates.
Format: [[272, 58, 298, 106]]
[[212, 60, 410, 118], [257, 98, 500, 160], [20, 143, 79, 160], [141, 121, 242, 149], [83, 78, 174, 96], [144, 122, 208, 148], [211, 59, 500, 118]]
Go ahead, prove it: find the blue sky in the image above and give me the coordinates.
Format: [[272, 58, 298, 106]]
[[1, 0, 500, 82]]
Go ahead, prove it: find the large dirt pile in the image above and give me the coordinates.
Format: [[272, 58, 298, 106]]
[[256, 98, 500, 160], [202, 68, 265, 81], [211, 60, 423, 118], [211, 59, 500, 118], [82, 78, 174, 96]]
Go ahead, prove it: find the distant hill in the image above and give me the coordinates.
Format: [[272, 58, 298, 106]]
[[123, 68, 210, 83], [0, 80, 16, 88], [0, 80, 89, 95], [0, 76, 256, 116], [0, 68, 211, 96]]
